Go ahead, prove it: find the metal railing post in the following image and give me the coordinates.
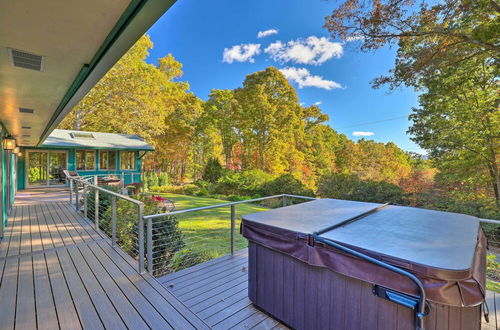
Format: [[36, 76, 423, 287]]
[[282, 195, 287, 207], [121, 172, 125, 188], [230, 204, 236, 255], [75, 181, 79, 211], [138, 204, 145, 274], [147, 217, 153, 275], [69, 179, 73, 205], [94, 188, 99, 230], [83, 184, 88, 219], [111, 196, 117, 248]]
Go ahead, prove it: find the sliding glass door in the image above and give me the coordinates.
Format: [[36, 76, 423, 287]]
[[27, 150, 67, 187]]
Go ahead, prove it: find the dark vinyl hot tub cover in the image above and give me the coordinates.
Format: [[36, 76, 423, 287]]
[[241, 199, 486, 307]]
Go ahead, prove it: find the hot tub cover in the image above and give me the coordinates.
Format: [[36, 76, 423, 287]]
[[241, 199, 486, 307]]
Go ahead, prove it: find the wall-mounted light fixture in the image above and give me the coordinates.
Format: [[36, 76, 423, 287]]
[[13, 147, 20, 154], [3, 136, 16, 150]]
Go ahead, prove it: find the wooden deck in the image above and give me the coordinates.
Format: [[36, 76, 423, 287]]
[[0, 199, 209, 330], [160, 250, 500, 330], [159, 250, 287, 330]]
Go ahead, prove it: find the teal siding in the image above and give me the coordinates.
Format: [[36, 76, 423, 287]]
[[17, 147, 143, 189]]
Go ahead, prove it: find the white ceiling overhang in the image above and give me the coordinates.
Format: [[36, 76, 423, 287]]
[[0, 0, 176, 147]]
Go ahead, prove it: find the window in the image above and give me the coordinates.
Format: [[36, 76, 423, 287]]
[[120, 151, 136, 170], [76, 150, 95, 170], [99, 151, 116, 170]]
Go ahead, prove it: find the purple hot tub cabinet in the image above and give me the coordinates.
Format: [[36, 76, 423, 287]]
[[241, 199, 486, 330]]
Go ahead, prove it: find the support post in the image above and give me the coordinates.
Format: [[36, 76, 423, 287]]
[[282, 195, 287, 207], [111, 196, 117, 248], [94, 188, 99, 230], [69, 179, 73, 205], [138, 204, 145, 274], [230, 204, 236, 255], [121, 172, 125, 189], [147, 217, 153, 275], [83, 185, 88, 219], [75, 181, 79, 211]]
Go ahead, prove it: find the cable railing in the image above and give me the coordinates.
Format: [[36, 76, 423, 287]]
[[67, 173, 315, 276], [66, 176, 499, 281]]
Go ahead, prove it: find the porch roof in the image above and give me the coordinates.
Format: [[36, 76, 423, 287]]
[[39, 129, 154, 151]]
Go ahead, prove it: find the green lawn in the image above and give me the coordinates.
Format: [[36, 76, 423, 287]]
[[487, 279, 500, 293], [150, 193, 269, 260]]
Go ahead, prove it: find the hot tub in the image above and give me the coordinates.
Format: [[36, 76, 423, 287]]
[[241, 199, 486, 330]]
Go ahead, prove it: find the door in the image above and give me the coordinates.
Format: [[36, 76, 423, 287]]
[[26, 150, 67, 187]]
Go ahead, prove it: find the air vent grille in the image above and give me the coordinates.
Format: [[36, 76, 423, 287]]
[[22, 126, 32, 129], [19, 108, 34, 114], [8, 48, 44, 71]]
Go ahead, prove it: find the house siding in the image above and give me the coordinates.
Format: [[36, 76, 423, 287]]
[[17, 147, 143, 190]]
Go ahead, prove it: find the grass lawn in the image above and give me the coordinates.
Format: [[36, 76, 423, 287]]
[[150, 193, 269, 260], [487, 279, 500, 293]]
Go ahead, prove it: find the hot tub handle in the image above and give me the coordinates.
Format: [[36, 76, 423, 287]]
[[312, 233, 427, 330]]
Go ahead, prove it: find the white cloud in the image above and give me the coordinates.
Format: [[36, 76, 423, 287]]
[[352, 131, 375, 137], [314, 101, 322, 105], [280, 67, 342, 90], [222, 44, 261, 63], [265, 36, 343, 65], [257, 29, 279, 38]]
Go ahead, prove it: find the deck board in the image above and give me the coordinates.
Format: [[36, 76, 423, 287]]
[[0, 198, 209, 330], [159, 250, 288, 330]]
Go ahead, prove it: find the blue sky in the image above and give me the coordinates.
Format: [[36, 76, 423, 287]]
[[146, 0, 425, 154]]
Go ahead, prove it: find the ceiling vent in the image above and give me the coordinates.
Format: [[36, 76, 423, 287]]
[[22, 126, 32, 129], [8, 48, 45, 71], [19, 107, 34, 114]]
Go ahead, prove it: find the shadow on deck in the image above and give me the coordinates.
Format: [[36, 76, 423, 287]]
[[159, 250, 499, 330]]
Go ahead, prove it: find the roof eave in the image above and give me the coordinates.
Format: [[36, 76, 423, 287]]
[[37, 0, 176, 146]]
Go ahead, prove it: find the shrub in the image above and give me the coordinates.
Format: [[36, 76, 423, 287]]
[[261, 174, 314, 197], [317, 173, 405, 204], [183, 184, 199, 196], [101, 194, 184, 276], [150, 185, 185, 194], [202, 157, 226, 184], [195, 187, 209, 197], [158, 172, 169, 186], [215, 169, 273, 196], [487, 254, 500, 282], [170, 249, 215, 272], [148, 172, 159, 188], [227, 195, 252, 202]]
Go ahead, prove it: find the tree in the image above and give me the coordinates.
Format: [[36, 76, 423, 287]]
[[408, 55, 499, 204], [324, 0, 499, 89], [324, 0, 499, 204], [234, 67, 304, 173], [204, 90, 240, 167]]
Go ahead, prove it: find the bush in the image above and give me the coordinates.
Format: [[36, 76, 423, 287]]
[[150, 185, 186, 194], [158, 172, 169, 186], [202, 157, 226, 184], [261, 174, 314, 197], [195, 187, 209, 197], [215, 169, 273, 196], [101, 194, 185, 276], [171, 249, 215, 272], [183, 184, 199, 195], [227, 195, 252, 202], [317, 173, 405, 204]]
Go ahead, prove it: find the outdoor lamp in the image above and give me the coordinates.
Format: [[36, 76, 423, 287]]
[[3, 136, 16, 150], [13, 146, 20, 154]]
